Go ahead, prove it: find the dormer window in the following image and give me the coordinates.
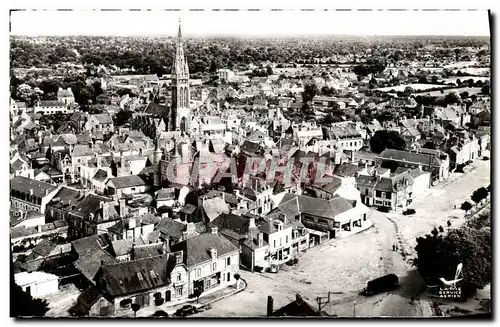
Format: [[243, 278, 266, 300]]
[[210, 248, 217, 259], [176, 254, 183, 264]]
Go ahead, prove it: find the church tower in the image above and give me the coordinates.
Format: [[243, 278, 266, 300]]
[[171, 19, 191, 133]]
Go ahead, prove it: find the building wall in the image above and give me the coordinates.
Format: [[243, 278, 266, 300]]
[[18, 278, 59, 298], [411, 173, 431, 196], [187, 251, 239, 296]]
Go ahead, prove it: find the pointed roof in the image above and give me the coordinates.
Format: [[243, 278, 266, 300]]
[[172, 20, 189, 77]]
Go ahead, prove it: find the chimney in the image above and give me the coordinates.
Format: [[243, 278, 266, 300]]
[[44, 189, 49, 196], [350, 150, 355, 162], [119, 199, 127, 218], [257, 233, 264, 247], [37, 225, 42, 233], [186, 222, 196, 234], [249, 217, 256, 228], [211, 227, 218, 235], [29, 189, 34, 196], [128, 218, 136, 229], [182, 231, 188, 240], [267, 296, 274, 317]]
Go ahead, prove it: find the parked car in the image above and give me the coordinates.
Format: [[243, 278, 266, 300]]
[[377, 206, 390, 213], [151, 310, 169, 317], [483, 156, 489, 161], [175, 305, 198, 317], [403, 208, 416, 215], [268, 264, 279, 273]]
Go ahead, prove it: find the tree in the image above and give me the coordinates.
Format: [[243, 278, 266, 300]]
[[460, 91, 469, 100], [10, 283, 50, 317], [414, 226, 491, 299], [444, 92, 460, 105], [481, 85, 490, 95], [301, 83, 318, 104], [115, 110, 133, 126], [447, 220, 452, 228], [461, 201, 472, 213], [369, 130, 406, 154], [471, 189, 483, 208], [438, 225, 444, 233], [266, 65, 274, 76], [131, 303, 140, 318], [476, 187, 489, 204]]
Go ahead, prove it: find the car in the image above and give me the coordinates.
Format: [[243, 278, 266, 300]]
[[268, 264, 279, 273], [377, 206, 390, 213], [483, 156, 490, 161], [403, 209, 416, 215], [151, 310, 169, 317], [175, 305, 198, 317]]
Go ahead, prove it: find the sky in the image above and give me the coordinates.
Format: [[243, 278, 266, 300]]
[[9, 9, 490, 37]]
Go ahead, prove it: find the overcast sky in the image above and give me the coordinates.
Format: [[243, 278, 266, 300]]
[[10, 9, 490, 37]]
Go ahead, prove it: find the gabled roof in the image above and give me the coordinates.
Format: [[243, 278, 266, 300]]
[[10, 176, 57, 198], [108, 175, 147, 189], [378, 149, 441, 167], [170, 233, 239, 267], [277, 193, 356, 220], [97, 254, 174, 297], [90, 113, 113, 125], [92, 169, 109, 182]]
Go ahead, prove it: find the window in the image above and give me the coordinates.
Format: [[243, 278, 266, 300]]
[[273, 240, 276, 247], [131, 187, 136, 191], [176, 287, 183, 297], [227, 272, 231, 282], [226, 257, 231, 266], [212, 262, 217, 271], [196, 268, 201, 277], [137, 273, 143, 281], [177, 273, 182, 281], [285, 236, 289, 243], [375, 190, 382, 198], [365, 189, 368, 195]]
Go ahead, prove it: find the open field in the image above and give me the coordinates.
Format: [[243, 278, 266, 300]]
[[420, 87, 482, 97], [376, 84, 446, 92]]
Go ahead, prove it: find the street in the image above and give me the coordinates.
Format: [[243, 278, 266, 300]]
[[194, 159, 490, 317]]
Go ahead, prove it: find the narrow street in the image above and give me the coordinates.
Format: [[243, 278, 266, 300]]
[[194, 159, 490, 317]]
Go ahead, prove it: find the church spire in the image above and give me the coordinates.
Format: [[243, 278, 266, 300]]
[[172, 19, 188, 77]]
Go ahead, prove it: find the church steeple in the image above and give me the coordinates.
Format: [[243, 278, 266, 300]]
[[171, 19, 190, 133]]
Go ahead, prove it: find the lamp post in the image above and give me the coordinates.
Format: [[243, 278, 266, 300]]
[[353, 301, 357, 317]]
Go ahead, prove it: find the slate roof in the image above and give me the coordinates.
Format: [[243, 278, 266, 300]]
[[202, 197, 230, 222], [208, 213, 252, 236], [271, 295, 321, 317], [69, 194, 115, 219], [141, 103, 170, 117], [108, 175, 147, 189], [132, 244, 165, 260], [155, 219, 186, 240], [75, 250, 117, 283], [277, 193, 356, 220], [98, 254, 175, 297], [378, 149, 441, 167], [90, 114, 113, 125], [334, 163, 363, 178], [179, 204, 197, 214], [170, 233, 239, 267], [92, 169, 108, 182], [10, 176, 57, 198]]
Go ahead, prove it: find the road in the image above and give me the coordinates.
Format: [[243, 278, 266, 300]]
[[194, 159, 490, 317]]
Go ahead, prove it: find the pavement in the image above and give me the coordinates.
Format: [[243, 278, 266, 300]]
[[194, 159, 490, 318]]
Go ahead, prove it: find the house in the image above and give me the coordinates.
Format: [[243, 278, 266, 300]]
[[107, 213, 160, 241], [10, 209, 45, 229], [10, 220, 68, 252], [85, 114, 114, 134], [10, 176, 58, 214], [275, 192, 370, 243], [377, 148, 449, 183], [267, 294, 321, 317], [106, 175, 150, 198], [327, 124, 363, 151], [449, 130, 480, 170], [77, 252, 188, 316], [170, 229, 240, 299], [14, 271, 59, 298], [155, 188, 176, 208], [67, 193, 119, 239], [45, 186, 85, 222], [34, 100, 72, 115], [356, 168, 421, 210], [57, 87, 76, 105]]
